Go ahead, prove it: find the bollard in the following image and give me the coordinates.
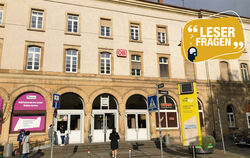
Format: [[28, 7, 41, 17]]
[[191, 145, 196, 158], [129, 148, 132, 158], [3, 143, 12, 157], [88, 149, 91, 158]]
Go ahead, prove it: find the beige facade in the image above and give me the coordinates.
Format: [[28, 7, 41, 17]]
[[0, 0, 250, 147]]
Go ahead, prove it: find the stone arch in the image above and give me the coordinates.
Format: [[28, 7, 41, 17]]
[[89, 88, 122, 112], [56, 86, 89, 105], [9, 85, 51, 111], [122, 89, 149, 105]]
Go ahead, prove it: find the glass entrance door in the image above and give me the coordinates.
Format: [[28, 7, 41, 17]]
[[126, 112, 149, 141], [56, 110, 83, 144], [92, 112, 116, 142]]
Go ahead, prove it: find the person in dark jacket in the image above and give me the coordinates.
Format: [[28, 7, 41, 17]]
[[59, 125, 66, 145], [17, 129, 25, 155], [109, 128, 120, 158]]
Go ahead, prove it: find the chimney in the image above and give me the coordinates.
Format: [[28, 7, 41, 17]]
[[158, 0, 163, 3]]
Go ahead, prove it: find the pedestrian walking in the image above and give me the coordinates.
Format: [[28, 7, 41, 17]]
[[17, 129, 25, 156], [59, 124, 66, 145], [48, 124, 54, 145], [109, 128, 120, 158], [22, 131, 30, 158]]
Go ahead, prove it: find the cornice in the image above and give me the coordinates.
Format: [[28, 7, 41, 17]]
[[99, 0, 198, 16]]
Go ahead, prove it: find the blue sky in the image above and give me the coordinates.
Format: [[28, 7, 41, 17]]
[[147, 0, 250, 18]]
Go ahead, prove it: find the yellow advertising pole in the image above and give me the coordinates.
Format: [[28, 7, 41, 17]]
[[178, 82, 202, 146]]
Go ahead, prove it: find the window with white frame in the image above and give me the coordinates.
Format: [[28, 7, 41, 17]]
[[131, 55, 141, 76], [156, 95, 178, 129], [227, 104, 235, 127], [198, 99, 205, 128], [241, 63, 249, 81], [0, 9, 3, 25], [159, 57, 169, 77], [67, 14, 79, 33], [100, 52, 111, 75], [130, 24, 139, 41], [30, 10, 44, 29], [100, 18, 111, 37], [26, 46, 41, 71], [65, 49, 78, 73], [247, 113, 250, 129], [157, 26, 167, 44]]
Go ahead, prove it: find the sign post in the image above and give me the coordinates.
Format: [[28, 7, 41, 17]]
[[51, 94, 60, 158], [157, 83, 164, 158], [217, 99, 226, 154]]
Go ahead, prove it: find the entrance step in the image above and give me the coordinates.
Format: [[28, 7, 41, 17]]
[[39, 140, 158, 156]]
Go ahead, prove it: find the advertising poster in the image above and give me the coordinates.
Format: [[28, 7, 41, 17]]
[[178, 83, 202, 146], [11, 116, 45, 132], [13, 92, 46, 111]]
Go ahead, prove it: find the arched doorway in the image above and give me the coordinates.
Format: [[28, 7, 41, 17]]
[[56, 92, 84, 144], [125, 94, 150, 141], [91, 93, 118, 142]]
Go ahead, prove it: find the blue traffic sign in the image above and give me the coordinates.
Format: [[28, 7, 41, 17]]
[[53, 94, 60, 108], [148, 95, 158, 111]]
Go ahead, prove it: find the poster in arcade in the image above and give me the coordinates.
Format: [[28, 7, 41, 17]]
[[11, 92, 46, 132], [178, 82, 202, 146]]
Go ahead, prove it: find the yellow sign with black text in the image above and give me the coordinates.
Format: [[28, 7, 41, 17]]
[[182, 16, 245, 62], [178, 83, 202, 146]]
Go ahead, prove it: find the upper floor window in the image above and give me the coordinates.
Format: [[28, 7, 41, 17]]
[[100, 18, 111, 38], [30, 9, 44, 29], [65, 49, 78, 73], [26, 46, 41, 71], [100, 52, 111, 75], [0, 8, 3, 25], [156, 95, 178, 129], [159, 57, 169, 78], [185, 60, 195, 80], [130, 23, 141, 41], [157, 25, 168, 45], [240, 63, 249, 81], [227, 104, 235, 127], [67, 14, 79, 33], [131, 55, 141, 76], [220, 61, 229, 81]]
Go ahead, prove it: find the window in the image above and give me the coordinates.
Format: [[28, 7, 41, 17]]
[[0, 8, 3, 25], [156, 95, 178, 129], [159, 57, 169, 77], [241, 63, 249, 81], [157, 25, 168, 45], [65, 49, 78, 73], [131, 55, 141, 76], [185, 60, 195, 80], [67, 14, 79, 33], [100, 18, 112, 38], [220, 61, 229, 81], [247, 113, 250, 129], [30, 9, 44, 29], [100, 52, 111, 75], [26, 46, 41, 71], [0, 4, 5, 26], [198, 99, 204, 128], [130, 23, 141, 41], [227, 104, 235, 127]]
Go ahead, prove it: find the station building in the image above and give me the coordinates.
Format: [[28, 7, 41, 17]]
[[0, 0, 250, 146]]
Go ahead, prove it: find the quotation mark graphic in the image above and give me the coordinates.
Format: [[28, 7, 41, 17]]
[[188, 25, 198, 33], [233, 41, 244, 49]]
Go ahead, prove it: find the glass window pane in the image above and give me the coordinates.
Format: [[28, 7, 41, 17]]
[[94, 115, 103, 129], [138, 114, 146, 128], [127, 114, 136, 129]]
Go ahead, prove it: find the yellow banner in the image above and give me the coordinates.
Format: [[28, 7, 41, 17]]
[[178, 82, 202, 146], [181, 16, 245, 62]]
